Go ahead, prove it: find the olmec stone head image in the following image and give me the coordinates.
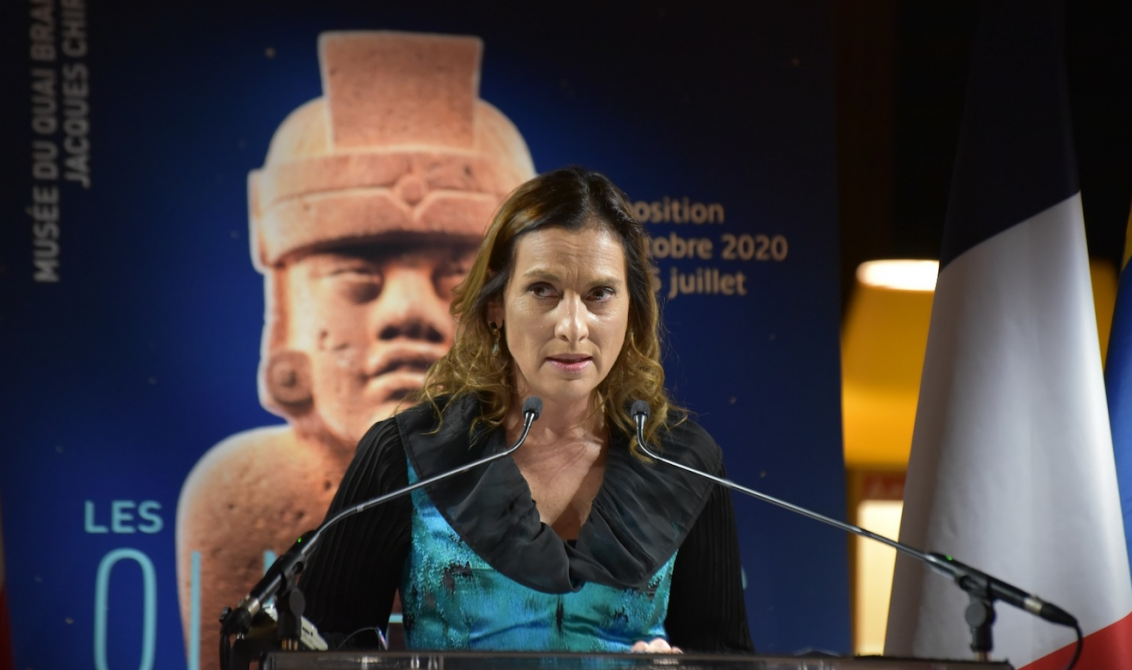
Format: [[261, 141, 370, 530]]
[[176, 30, 534, 669]]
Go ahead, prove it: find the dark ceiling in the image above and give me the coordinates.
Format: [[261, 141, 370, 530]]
[[835, 0, 1132, 310]]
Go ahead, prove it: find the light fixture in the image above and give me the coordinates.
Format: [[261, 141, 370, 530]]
[[856, 259, 939, 292]]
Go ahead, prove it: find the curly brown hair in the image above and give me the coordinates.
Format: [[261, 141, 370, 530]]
[[417, 166, 679, 454]]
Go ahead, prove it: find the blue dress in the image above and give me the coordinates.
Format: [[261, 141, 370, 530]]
[[403, 462, 675, 651], [300, 395, 753, 653]]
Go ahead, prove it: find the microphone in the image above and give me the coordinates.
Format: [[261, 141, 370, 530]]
[[629, 400, 1077, 629], [220, 396, 543, 641]]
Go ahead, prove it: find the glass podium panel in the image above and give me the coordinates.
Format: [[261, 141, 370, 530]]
[[258, 651, 1013, 670]]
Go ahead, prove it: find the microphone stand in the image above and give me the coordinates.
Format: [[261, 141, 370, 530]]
[[218, 397, 543, 670], [629, 402, 1081, 666]]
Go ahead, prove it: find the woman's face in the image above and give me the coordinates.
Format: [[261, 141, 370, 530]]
[[494, 225, 630, 408]]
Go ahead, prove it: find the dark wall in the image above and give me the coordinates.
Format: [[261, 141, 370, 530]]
[[837, 0, 1132, 311]]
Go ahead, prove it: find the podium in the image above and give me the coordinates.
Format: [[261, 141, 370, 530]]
[[251, 651, 1014, 670]]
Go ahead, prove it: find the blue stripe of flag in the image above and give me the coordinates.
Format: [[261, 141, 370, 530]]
[[1106, 241, 1132, 573], [940, 0, 1078, 269]]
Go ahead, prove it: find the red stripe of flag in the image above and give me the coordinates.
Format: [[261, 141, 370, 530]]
[[1021, 612, 1132, 670]]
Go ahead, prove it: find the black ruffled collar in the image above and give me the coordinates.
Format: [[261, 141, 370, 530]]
[[396, 395, 720, 594]]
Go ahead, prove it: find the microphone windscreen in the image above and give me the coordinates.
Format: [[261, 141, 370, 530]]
[[522, 396, 543, 420], [631, 400, 650, 420]]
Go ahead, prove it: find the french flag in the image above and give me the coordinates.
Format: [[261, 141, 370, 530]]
[[883, 1, 1132, 668]]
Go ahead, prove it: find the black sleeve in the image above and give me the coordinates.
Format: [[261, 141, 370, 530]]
[[665, 465, 755, 653], [300, 419, 412, 647]]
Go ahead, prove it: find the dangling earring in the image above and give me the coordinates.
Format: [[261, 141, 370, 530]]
[[489, 322, 501, 356]]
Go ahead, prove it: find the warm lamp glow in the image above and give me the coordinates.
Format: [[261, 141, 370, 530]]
[[841, 262, 936, 469], [856, 260, 939, 291], [854, 499, 903, 655], [842, 263, 937, 656]]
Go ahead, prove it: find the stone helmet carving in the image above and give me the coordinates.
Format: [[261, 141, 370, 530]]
[[248, 31, 536, 419]]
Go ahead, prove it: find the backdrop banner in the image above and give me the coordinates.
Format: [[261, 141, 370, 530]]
[[0, 1, 848, 668]]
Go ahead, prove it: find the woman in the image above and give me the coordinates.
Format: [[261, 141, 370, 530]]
[[300, 166, 753, 653]]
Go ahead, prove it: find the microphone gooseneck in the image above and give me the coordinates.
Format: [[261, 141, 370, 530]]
[[220, 396, 543, 642], [629, 401, 1078, 632]]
